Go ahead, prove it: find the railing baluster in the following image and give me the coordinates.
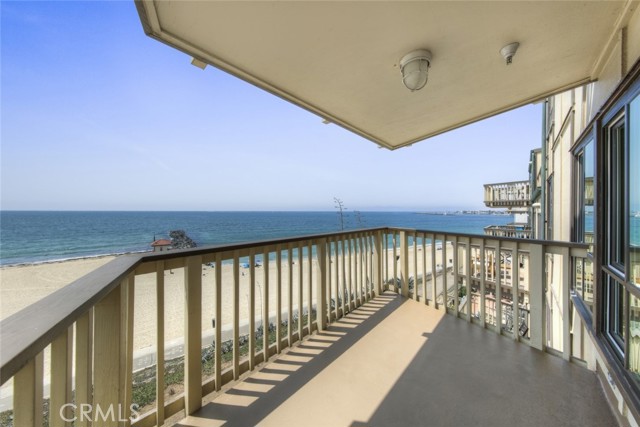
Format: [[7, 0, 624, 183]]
[[276, 246, 282, 354], [453, 237, 459, 315], [298, 242, 304, 340], [431, 234, 438, 309], [334, 237, 340, 319], [465, 238, 472, 322], [347, 238, 353, 307], [355, 234, 361, 306], [562, 246, 571, 361], [413, 231, 418, 302], [480, 240, 486, 329], [249, 249, 256, 370], [422, 234, 427, 305], [529, 244, 544, 350], [288, 244, 294, 348], [233, 250, 241, 378], [340, 239, 347, 316], [393, 232, 398, 294], [184, 256, 202, 413], [50, 326, 72, 427], [214, 253, 222, 390], [495, 240, 503, 335], [155, 261, 165, 424], [121, 275, 135, 424], [307, 242, 313, 332], [400, 231, 409, 297], [94, 285, 122, 426], [374, 231, 382, 296], [75, 309, 93, 427], [442, 235, 448, 310], [317, 238, 328, 331], [513, 242, 520, 340], [13, 351, 43, 427], [263, 249, 270, 362]]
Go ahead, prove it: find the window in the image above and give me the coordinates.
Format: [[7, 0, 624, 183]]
[[605, 275, 626, 354], [630, 96, 640, 288], [600, 88, 640, 380], [547, 175, 554, 240], [573, 139, 594, 311], [605, 116, 626, 273]]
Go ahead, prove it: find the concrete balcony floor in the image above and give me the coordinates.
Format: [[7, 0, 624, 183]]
[[176, 293, 616, 427]]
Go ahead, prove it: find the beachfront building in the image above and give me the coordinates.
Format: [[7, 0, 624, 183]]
[[2, 2, 640, 427], [150, 239, 172, 253]]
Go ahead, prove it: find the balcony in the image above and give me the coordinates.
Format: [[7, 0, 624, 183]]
[[0, 228, 612, 426], [484, 181, 531, 208], [484, 224, 532, 239]]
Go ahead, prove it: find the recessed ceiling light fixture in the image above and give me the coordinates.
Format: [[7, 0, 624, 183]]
[[400, 49, 432, 92]]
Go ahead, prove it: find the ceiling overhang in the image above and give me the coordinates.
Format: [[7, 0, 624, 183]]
[[135, 1, 636, 150]]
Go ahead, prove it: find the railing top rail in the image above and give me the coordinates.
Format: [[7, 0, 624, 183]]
[[385, 227, 590, 249], [483, 180, 530, 188]]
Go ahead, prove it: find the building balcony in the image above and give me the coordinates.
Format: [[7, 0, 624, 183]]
[[484, 181, 531, 208], [0, 228, 612, 426], [484, 224, 532, 239]]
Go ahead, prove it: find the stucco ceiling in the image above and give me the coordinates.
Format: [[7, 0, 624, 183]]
[[136, 1, 634, 149]]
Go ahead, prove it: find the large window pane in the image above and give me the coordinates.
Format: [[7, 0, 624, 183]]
[[630, 294, 640, 382], [584, 141, 594, 251], [630, 95, 640, 287], [606, 117, 626, 271]]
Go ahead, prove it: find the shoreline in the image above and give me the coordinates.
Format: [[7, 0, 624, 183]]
[[0, 250, 149, 268]]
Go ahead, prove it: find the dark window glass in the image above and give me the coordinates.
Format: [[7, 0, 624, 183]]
[[630, 95, 640, 287], [606, 118, 626, 271]]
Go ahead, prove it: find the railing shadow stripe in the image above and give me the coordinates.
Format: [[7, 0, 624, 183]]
[[180, 293, 403, 427]]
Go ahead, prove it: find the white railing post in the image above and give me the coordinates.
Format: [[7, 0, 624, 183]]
[[75, 309, 93, 427], [263, 249, 270, 361], [529, 245, 544, 350], [233, 250, 241, 378], [275, 246, 282, 354], [215, 253, 223, 390], [400, 231, 409, 297], [184, 255, 202, 413], [120, 275, 134, 426], [13, 352, 43, 427], [495, 241, 502, 335], [93, 285, 122, 427], [373, 231, 386, 296], [562, 247, 571, 361], [50, 326, 73, 427], [317, 238, 328, 331], [249, 249, 256, 370], [413, 232, 419, 302], [155, 261, 165, 425]]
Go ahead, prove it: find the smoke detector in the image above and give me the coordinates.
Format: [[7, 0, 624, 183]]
[[500, 42, 520, 65]]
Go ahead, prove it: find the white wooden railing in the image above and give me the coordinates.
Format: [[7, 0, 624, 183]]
[[483, 181, 531, 208], [0, 228, 588, 427]]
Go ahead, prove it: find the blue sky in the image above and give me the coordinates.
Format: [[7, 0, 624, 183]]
[[1, 1, 542, 211]]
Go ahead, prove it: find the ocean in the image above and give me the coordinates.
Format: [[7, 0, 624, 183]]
[[0, 211, 513, 266]]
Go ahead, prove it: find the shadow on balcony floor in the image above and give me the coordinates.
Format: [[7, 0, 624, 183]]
[[176, 292, 615, 427]]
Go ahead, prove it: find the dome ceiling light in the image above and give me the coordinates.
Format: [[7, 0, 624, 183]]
[[399, 49, 432, 92]]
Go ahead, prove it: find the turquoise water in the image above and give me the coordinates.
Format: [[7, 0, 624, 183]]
[[0, 211, 512, 266]]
